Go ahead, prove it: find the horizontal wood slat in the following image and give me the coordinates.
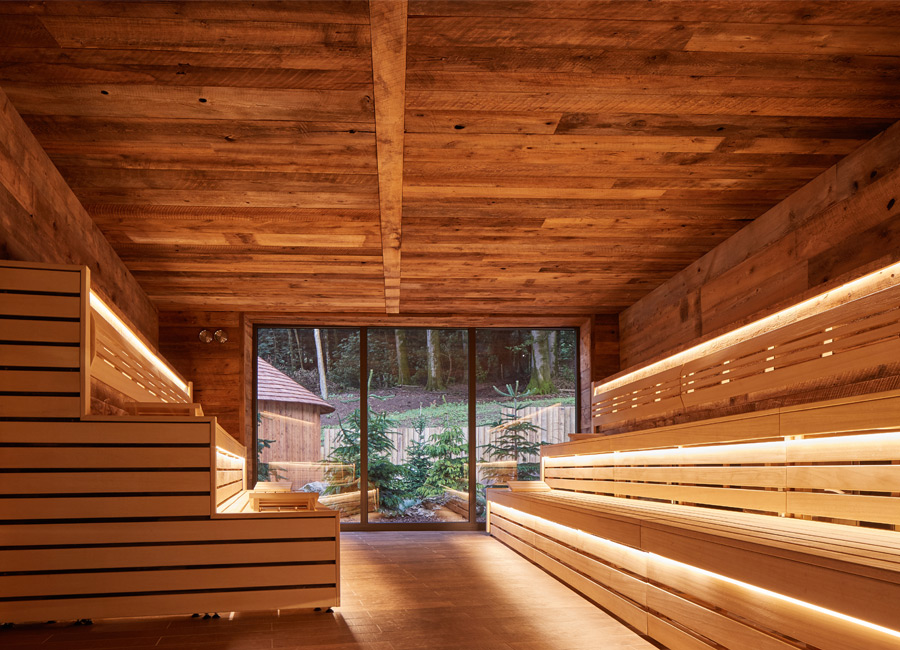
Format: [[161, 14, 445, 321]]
[[0, 540, 337, 573], [0, 263, 88, 419], [506, 389, 900, 650], [0, 447, 212, 469], [0, 263, 82, 293], [593, 282, 900, 430], [490, 500, 900, 650], [0, 293, 81, 319], [0, 264, 339, 623], [0, 395, 82, 418], [1, 564, 336, 599], [0, 419, 212, 444], [0, 495, 212, 520], [0, 318, 80, 343], [0, 369, 80, 394], [0, 587, 339, 625], [0, 471, 210, 494]]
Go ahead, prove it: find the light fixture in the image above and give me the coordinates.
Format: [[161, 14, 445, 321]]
[[90, 290, 189, 394]]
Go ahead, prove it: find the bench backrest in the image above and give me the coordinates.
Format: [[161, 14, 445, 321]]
[[593, 265, 900, 431], [545, 391, 900, 529], [90, 291, 192, 405], [0, 260, 191, 418]]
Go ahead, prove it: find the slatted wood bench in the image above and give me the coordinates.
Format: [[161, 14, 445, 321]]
[[0, 260, 340, 624], [487, 391, 900, 650]]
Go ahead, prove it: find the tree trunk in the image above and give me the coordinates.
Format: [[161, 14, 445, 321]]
[[527, 330, 554, 394], [314, 328, 328, 398], [548, 330, 558, 377], [426, 329, 444, 390], [293, 329, 305, 371], [395, 329, 411, 384]]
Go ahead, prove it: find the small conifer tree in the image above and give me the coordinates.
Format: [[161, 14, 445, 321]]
[[480, 381, 544, 483]]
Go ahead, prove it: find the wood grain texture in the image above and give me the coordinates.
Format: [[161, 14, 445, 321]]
[[369, 0, 406, 313], [158, 310, 246, 441], [620, 119, 900, 369], [0, 530, 654, 650], [1, 1, 899, 315], [0, 88, 157, 340]]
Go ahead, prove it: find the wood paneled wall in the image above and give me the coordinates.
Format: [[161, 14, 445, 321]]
[[0, 87, 158, 344], [258, 400, 322, 464], [579, 315, 619, 432], [158, 311, 246, 443], [619, 120, 900, 369]]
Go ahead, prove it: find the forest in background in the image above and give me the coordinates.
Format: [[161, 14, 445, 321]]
[[257, 327, 577, 402]]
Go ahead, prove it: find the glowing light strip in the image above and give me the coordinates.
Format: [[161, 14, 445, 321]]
[[215, 446, 245, 462], [543, 430, 900, 467], [650, 552, 900, 639], [90, 291, 190, 394], [490, 503, 900, 640], [595, 260, 900, 396]]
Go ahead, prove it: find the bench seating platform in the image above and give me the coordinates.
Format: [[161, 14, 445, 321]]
[[487, 391, 900, 650], [0, 261, 340, 624]]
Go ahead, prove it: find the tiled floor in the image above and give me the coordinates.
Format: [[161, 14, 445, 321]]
[[1, 531, 658, 649]]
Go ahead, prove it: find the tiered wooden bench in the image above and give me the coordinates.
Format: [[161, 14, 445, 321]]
[[488, 391, 900, 650], [0, 260, 339, 624]]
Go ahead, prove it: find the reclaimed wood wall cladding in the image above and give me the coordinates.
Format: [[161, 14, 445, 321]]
[[158, 311, 245, 442], [0, 89, 158, 340], [620, 119, 900, 368], [1, 1, 899, 316], [579, 315, 619, 432]]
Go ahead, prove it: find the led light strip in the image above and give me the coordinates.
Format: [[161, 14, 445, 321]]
[[215, 446, 246, 462], [90, 290, 190, 394], [595, 260, 900, 396], [543, 429, 900, 467], [489, 503, 900, 641]]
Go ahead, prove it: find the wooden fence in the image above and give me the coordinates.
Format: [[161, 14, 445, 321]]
[[321, 404, 576, 466]]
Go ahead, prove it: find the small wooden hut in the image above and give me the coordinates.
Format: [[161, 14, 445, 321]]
[[257, 357, 335, 484]]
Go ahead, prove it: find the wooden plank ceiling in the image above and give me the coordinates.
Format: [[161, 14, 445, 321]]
[[1, 0, 899, 315]]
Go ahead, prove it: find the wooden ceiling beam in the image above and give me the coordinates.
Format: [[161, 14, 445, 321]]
[[369, 0, 407, 313]]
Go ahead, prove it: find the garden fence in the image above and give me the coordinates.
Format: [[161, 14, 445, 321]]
[[321, 404, 576, 467]]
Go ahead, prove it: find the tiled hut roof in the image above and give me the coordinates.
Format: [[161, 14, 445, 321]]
[[257, 358, 335, 414]]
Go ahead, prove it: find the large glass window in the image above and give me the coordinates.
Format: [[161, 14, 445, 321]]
[[475, 329, 578, 522], [367, 328, 468, 523], [255, 326, 576, 528], [256, 328, 361, 521]]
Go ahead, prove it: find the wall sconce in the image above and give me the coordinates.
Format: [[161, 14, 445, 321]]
[[199, 329, 229, 343]]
